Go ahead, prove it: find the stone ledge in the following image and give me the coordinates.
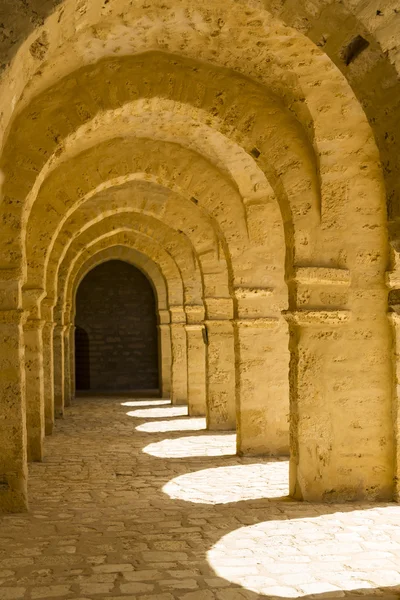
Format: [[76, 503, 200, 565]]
[[292, 267, 350, 285], [282, 309, 351, 325], [234, 287, 274, 298], [235, 317, 279, 328]]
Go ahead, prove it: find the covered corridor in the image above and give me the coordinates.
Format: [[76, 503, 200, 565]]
[[1, 396, 399, 600]]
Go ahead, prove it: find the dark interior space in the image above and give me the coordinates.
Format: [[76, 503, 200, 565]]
[[75, 260, 159, 391]]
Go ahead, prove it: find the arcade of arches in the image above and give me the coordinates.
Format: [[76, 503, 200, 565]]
[[0, 0, 400, 593]]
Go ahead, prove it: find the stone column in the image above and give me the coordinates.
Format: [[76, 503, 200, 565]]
[[235, 317, 290, 455], [388, 305, 400, 502], [0, 308, 28, 512], [283, 266, 393, 502], [63, 324, 72, 408], [42, 319, 55, 435], [53, 324, 65, 418], [69, 325, 76, 403], [185, 325, 206, 416], [284, 308, 352, 501], [185, 305, 206, 417], [23, 318, 45, 462], [205, 297, 236, 431], [170, 306, 187, 406], [233, 287, 290, 456], [158, 310, 172, 399]]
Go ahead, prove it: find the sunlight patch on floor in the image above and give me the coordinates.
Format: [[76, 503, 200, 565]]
[[208, 506, 400, 597], [143, 433, 236, 458], [126, 406, 188, 419], [136, 417, 206, 433], [121, 399, 171, 407], [163, 461, 289, 503]]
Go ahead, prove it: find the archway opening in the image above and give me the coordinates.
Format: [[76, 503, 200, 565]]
[[75, 260, 160, 393]]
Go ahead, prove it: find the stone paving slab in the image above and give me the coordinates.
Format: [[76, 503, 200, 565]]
[[0, 397, 400, 600]]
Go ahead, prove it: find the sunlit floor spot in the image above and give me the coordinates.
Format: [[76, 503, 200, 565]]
[[163, 461, 289, 503], [143, 433, 236, 458], [136, 417, 206, 433], [126, 406, 188, 419], [208, 506, 400, 597], [121, 399, 171, 407]]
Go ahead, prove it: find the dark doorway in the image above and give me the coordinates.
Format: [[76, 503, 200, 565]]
[[75, 326, 90, 390], [75, 260, 159, 392]]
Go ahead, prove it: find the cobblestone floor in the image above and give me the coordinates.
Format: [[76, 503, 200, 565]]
[[1, 397, 400, 600]]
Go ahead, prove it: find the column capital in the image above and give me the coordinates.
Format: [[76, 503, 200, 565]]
[[23, 318, 45, 331], [0, 308, 28, 325], [169, 305, 186, 324], [54, 324, 68, 335], [185, 304, 205, 324], [158, 309, 171, 325]]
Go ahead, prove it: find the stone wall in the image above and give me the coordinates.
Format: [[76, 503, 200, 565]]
[[75, 260, 159, 391]]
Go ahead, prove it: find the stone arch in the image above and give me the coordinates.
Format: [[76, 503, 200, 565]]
[[69, 245, 173, 405], [54, 227, 206, 417], [73, 259, 160, 394], [64, 240, 189, 411], [0, 0, 395, 512]]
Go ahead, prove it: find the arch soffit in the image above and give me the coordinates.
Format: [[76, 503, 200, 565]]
[[53, 221, 205, 310], [0, 35, 382, 278]]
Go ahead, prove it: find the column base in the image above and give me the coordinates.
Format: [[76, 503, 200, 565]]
[[0, 479, 28, 513], [207, 420, 235, 432], [171, 398, 187, 407], [189, 406, 206, 417], [45, 420, 53, 436], [27, 433, 44, 462]]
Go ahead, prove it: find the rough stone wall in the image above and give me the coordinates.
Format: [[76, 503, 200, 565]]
[[75, 260, 159, 391]]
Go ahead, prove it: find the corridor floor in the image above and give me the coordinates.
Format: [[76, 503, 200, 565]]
[[1, 398, 400, 600]]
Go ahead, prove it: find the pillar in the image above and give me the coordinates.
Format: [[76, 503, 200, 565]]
[[185, 305, 206, 416], [0, 308, 28, 512], [170, 306, 187, 405], [233, 287, 289, 456], [388, 300, 400, 501], [53, 324, 65, 418], [235, 318, 289, 455], [158, 310, 172, 399], [23, 318, 45, 461], [205, 296, 236, 430], [63, 324, 72, 408], [69, 325, 76, 403], [285, 266, 393, 502], [42, 319, 55, 435]]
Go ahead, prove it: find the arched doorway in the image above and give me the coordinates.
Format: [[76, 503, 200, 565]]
[[75, 260, 159, 392]]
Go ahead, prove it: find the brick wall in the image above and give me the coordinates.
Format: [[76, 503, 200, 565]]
[[75, 260, 159, 391]]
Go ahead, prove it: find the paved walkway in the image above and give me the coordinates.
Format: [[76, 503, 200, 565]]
[[1, 397, 400, 600]]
